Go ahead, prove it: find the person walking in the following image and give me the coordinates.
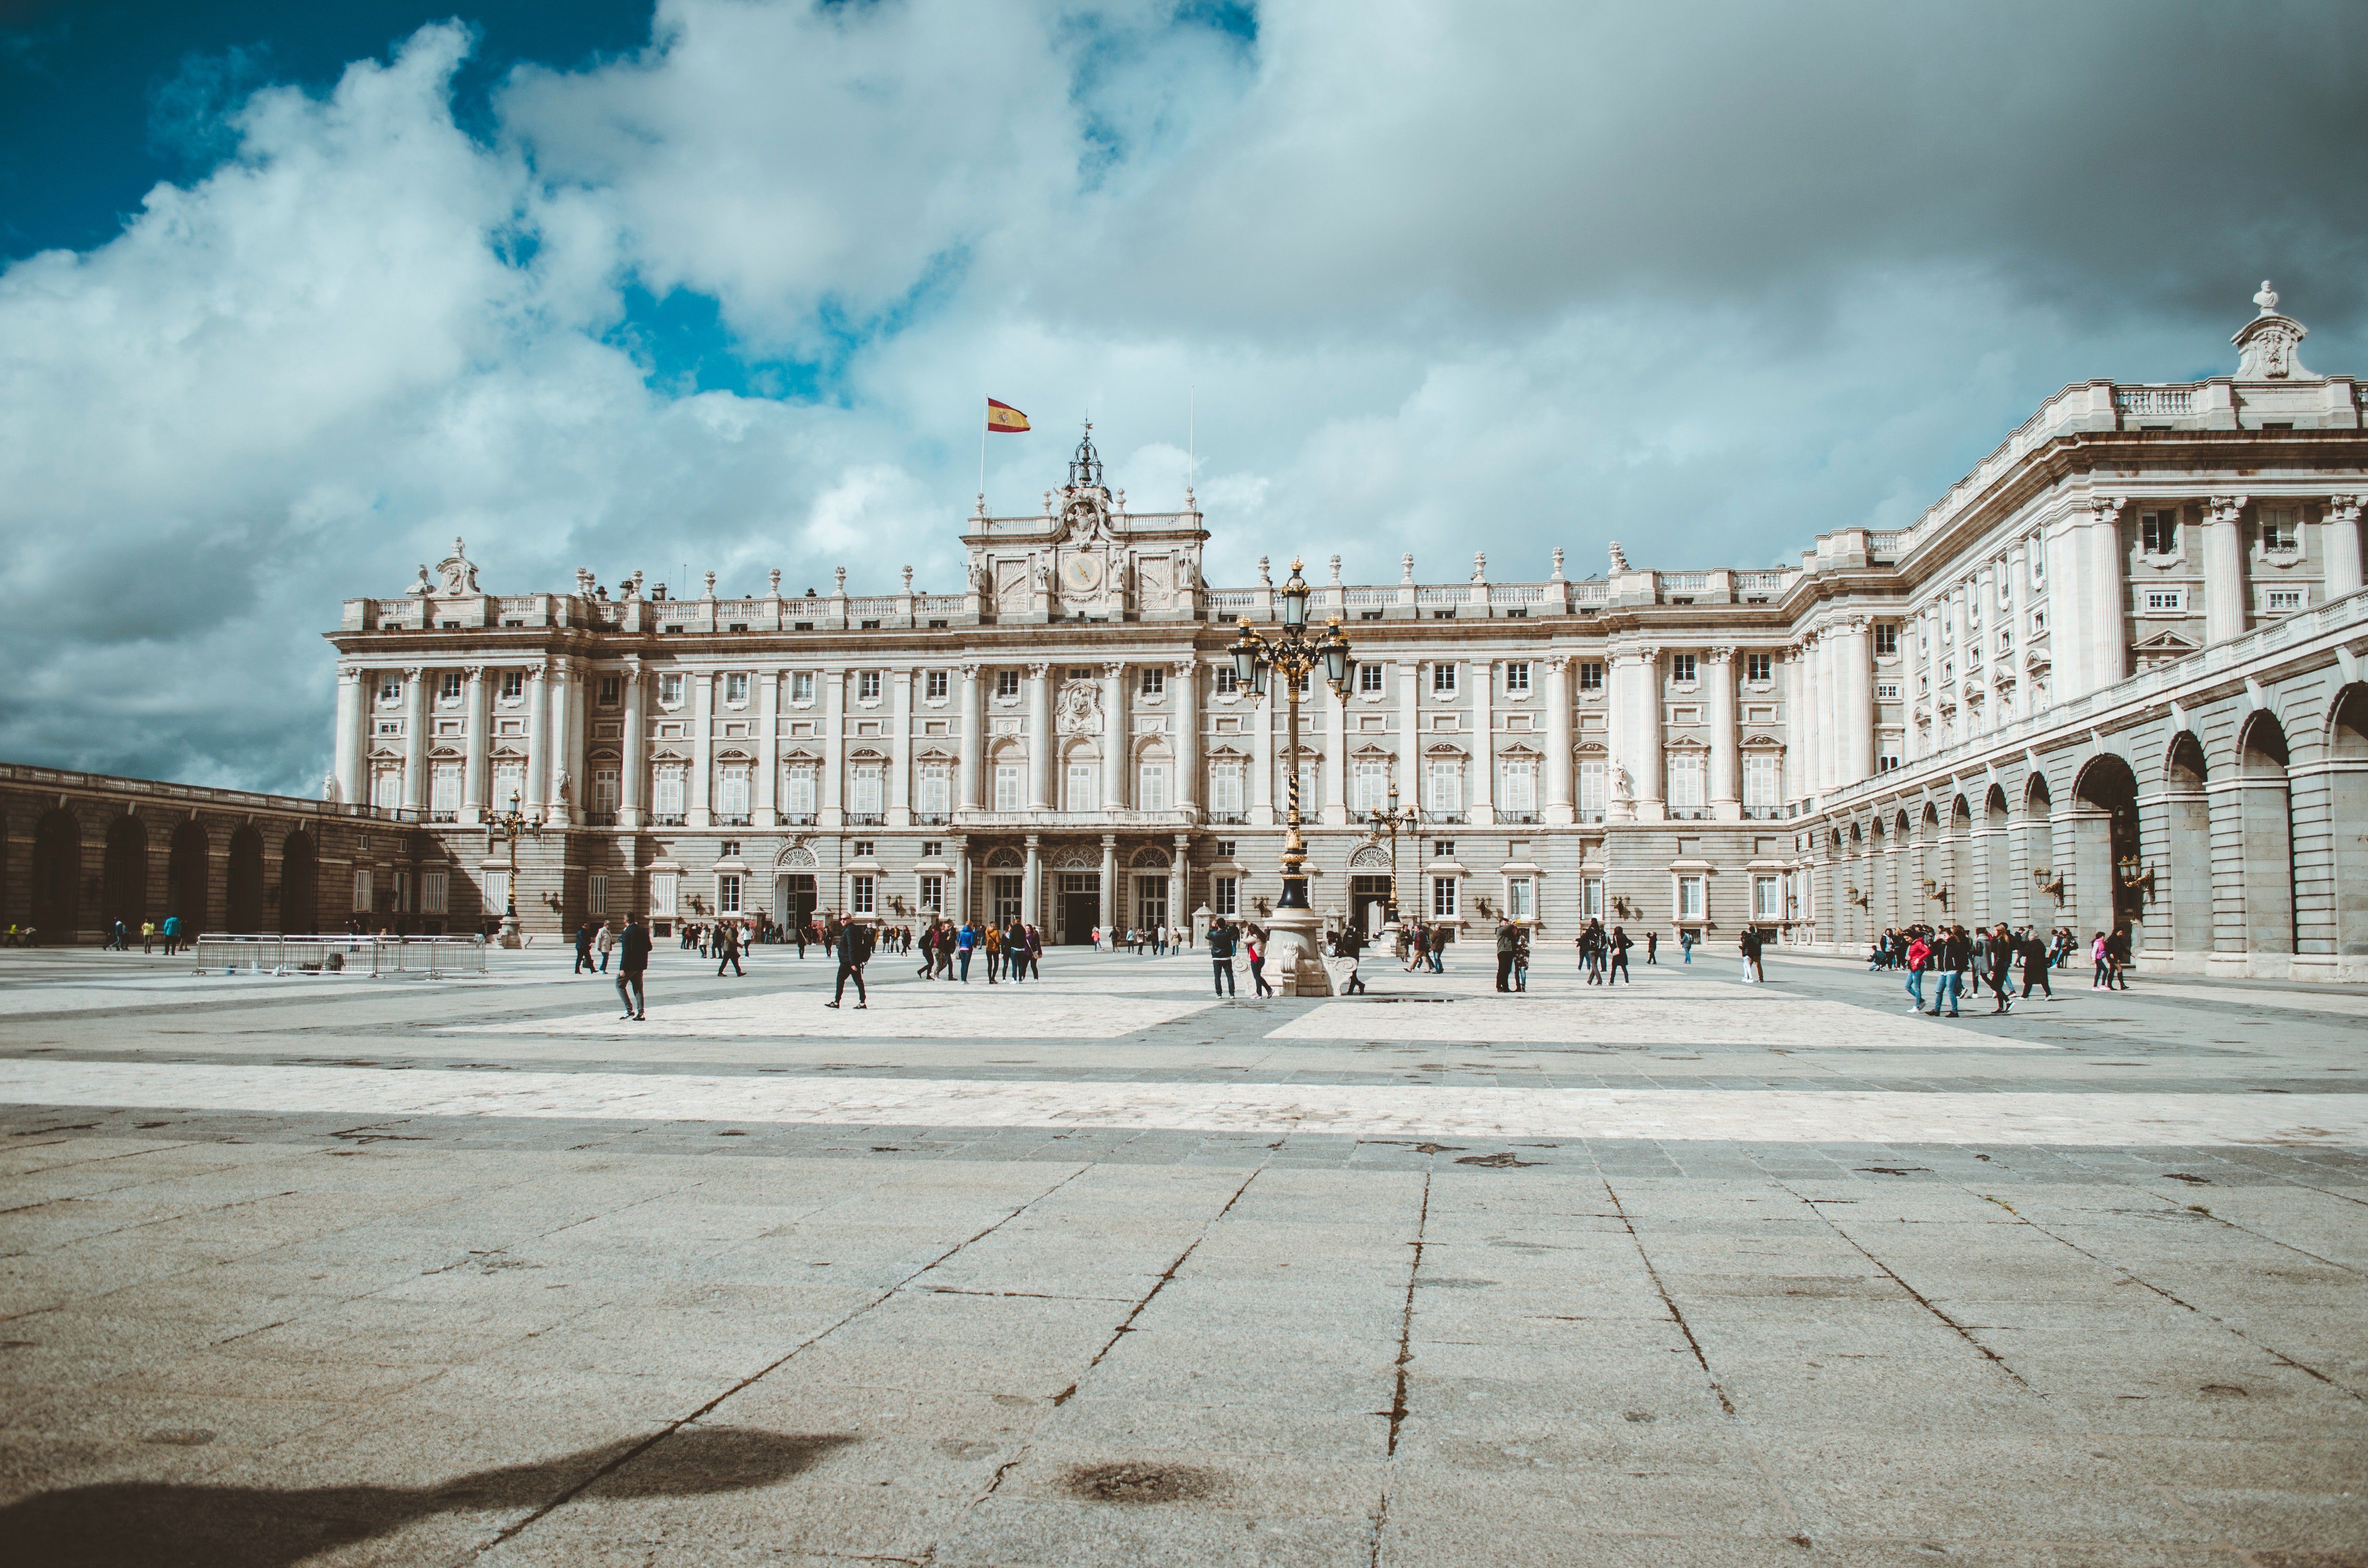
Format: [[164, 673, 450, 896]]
[[1208, 917, 1238, 997], [826, 919, 874, 1009], [982, 920, 1002, 983], [1904, 931, 1930, 1011], [1338, 922, 1368, 994], [937, 923, 958, 980], [1740, 927, 1766, 984], [1645, 931, 1658, 966], [595, 920, 616, 972], [615, 913, 651, 1020], [1932, 925, 1969, 1018], [1984, 922, 2015, 1014], [1494, 917, 1519, 992], [2018, 925, 2053, 1001], [1404, 923, 1428, 973], [1679, 927, 1694, 965], [2106, 924, 2132, 990], [1607, 925, 1633, 984], [574, 922, 597, 975], [1247, 927, 1274, 997], [140, 920, 155, 955], [716, 920, 744, 977], [1512, 925, 1530, 992]]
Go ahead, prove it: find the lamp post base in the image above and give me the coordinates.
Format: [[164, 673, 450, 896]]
[[1263, 903, 1334, 997], [499, 914, 523, 950]]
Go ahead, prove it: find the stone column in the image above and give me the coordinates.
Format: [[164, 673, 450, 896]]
[[1544, 654, 1574, 824], [1102, 661, 1127, 812], [620, 664, 647, 828], [1468, 659, 1494, 823], [2043, 508, 2087, 698], [1605, 646, 1633, 821], [523, 664, 549, 813], [890, 668, 914, 825], [755, 670, 781, 826], [1323, 670, 1348, 825], [1398, 661, 1421, 817], [1023, 835, 1042, 929], [952, 837, 971, 926], [546, 660, 577, 826], [1251, 680, 1276, 825], [334, 667, 366, 808], [957, 663, 984, 811], [1631, 646, 1663, 820], [2087, 496, 2129, 690], [1172, 660, 1199, 813], [2202, 495, 2250, 646], [402, 665, 429, 813], [1779, 644, 1805, 796], [822, 669, 846, 825], [459, 666, 488, 823], [1170, 833, 1188, 933], [1099, 834, 1117, 933], [2323, 495, 2364, 598], [1838, 620, 1875, 785], [1706, 647, 1739, 818], [688, 670, 714, 828], [1026, 663, 1053, 810]]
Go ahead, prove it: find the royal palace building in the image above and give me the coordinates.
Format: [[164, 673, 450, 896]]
[[296, 286, 2368, 977]]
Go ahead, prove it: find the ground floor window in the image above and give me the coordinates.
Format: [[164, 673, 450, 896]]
[[1505, 876, 1533, 920], [718, 873, 742, 914], [589, 873, 609, 915], [352, 868, 374, 912], [1431, 876, 1458, 918], [1677, 874, 1705, 920], [422, 869, 449, 915], [1582, 875, 1602, 918], [1136, 873, 1169, 931], [991, 872, 1024, 925], [651, 871, 678, 917], [1753, 874, 1780, 921], [918, 874, 944, 915], [1213, 874, 1238, 916], [851, 874, 875, 915], [483, 869, 509, 916]]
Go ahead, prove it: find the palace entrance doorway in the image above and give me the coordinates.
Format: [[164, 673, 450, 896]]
[[775, 873, 817, 932], [1056, 871, 1099, 944], [1350, 874, 1393, 935]]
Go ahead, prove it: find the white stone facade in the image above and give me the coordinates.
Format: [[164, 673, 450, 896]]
[[326, 290, 2368, 973]]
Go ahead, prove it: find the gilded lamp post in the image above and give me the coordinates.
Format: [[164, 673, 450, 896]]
[[487, 791, 542, 948]]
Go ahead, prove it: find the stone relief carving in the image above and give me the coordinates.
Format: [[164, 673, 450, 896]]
[[1056, 681, 1103, 735]]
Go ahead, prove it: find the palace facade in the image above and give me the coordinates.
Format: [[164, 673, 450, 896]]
[[308, 287, 2368, 977]]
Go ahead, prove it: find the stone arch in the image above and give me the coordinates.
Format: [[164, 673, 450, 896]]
[[31, 809, 81, 941], [280, 829, 318, 934], [1942, 795, 1973, 923], [2021, 772, 2055, 925], [1348, 844, 1392, 871], [1977, 785, 2010, 925], [1130, 845, 1171, 869], [776, 843, 818, 870], [167, 821, 209, 933], [2234, 710, 2294, 956], [2328, 686, 2368, 956], [226, 823, 266, 933], [102, 814, 148, 931], [2072, 753, 2143, 939], [2160, 730, 2212, 955], [1889, 808, 1914, 928]]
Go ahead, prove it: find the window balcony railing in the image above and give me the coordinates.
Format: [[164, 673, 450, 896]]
[[427, 810, 457, 823], [1742, 806, 1783, 821], [845, 812, 887, 827], [1423, 810, 1467, 824], [1497, 810, 1540, 825], [1207, 811, 1247, 825], [912, 811, 951, 826], [1668, 808, 1709, 821], [779, 812, 818, 827], [715, 814, 752, 827], [652, 813, 687, 827], [585, 812, 618, 826]]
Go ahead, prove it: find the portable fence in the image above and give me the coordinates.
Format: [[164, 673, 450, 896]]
[[192, 934, 490, 978]]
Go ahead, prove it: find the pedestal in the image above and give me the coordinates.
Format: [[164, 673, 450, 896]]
[[1264, 905, 1334, 997], [499, 914, 523, 950]]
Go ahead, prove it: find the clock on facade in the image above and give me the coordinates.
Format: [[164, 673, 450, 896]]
[[1061, 554, 1104, 594]]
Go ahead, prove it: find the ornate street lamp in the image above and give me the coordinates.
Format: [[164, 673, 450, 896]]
[[487, 791, 542, 948], [1356, 781, 1421, 929], [1229, 559, 1353, 992]]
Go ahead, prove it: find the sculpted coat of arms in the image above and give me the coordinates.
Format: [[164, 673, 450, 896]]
[[1056, 680, 1103, 735]]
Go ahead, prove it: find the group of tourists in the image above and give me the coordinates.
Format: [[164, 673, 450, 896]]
[[1204, 916, 1281, 998], [910, 917, 1045, 983], [1092, 925, 1190, 955], [1396, 922, 1450, 973], [1872, 921, 2134, 1015]]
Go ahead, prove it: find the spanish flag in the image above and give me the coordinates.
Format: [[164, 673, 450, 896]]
[[987, 398, 1030, 433]]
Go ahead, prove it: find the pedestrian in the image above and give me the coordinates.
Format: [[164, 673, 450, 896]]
[[1607, 925, 1632, 984], [1247, 927, 1274, 996], [937, 923, 958, 980], [826, 919, 874, 1009], [1208, 917, 1238, 996], [1904, 931, 1930, 1011], [982, 920, 1002, 984], [1985, 922, 2014, 1014], [1494, 916, 1519, 992], [1678, 927, 1694, 965], [1645, 931, 1658, 965], [596, 919, 616, 972], [716, 920, 743, 977], [2018, 925, 2053, 1001], [793, 922, 809, 961], [1091, 924, 1103, 952], [1741, 926, 1765, 984], [2090, 931, 2111, 990], [1932, 925, 1968, 1018], [1404, 923, 1427, 972], [615, 912, 651, 1020], [140, 920, 156, 955], [160, 913, 181, 956], [1339, 922, 1368, 994], [574, 921, 597, 975], [1428, 926, 1446, 973], [1512, 926, 1530, 992], [2107, 924, 2132, 990]]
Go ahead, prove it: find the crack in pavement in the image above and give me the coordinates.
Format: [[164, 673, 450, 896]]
[[464, 1160, 1097, 1561], [1602, 1176, 1736, 1415]]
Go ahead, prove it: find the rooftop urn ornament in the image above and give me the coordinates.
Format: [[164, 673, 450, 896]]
[[768, 568, 781, 596], [901, 564, 913, 593], [1401, 552, 1415, 583], [833, 566, 847, 596], [703, 570, 716, 598], [1551, 546, 1566, 581], [1609, 540, 1630, 573]]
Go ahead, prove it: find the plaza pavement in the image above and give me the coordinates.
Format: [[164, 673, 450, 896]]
[[0, 936, 2362, 1567]]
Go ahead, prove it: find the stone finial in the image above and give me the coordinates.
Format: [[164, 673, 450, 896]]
[[901, 564, 914, 592], [768, 568, 781, 595], [1609, 541, 1630, 573], [1401, 552, 1415, 583], [1114, 489, 1126, 514], [1328, 553, 1342, 585], [2255, 279, 2279, 316], [1472, 550, 1487, 583], [703, 570, 716, 598], [834, 566, 847, 595], [1258, 555, 1272, 586], [1551, 547, 1566, 581]]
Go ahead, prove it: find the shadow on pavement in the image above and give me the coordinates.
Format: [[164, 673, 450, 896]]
[[3, 1424, 854, 1568]]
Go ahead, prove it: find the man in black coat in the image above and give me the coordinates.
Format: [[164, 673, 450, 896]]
[[826, 919, 874, 1008], [615, 913, 652, 1021]]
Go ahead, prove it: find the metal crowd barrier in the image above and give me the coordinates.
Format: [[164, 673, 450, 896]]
[[192, 934, 490, 978]]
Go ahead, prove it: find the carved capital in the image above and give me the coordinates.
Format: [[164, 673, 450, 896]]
[[2209, 493, 2250, 524], [1172, 657, 1197, 678], [1103, 661, 1127, 682], [463, 665, 485, 682], [526, 664, 549, 683], [402, 665, 424, 681], [2092, 494, 2128, 525], [959, 662, 983, 680], [1706, 647, 1737, 665], [1026, 662, 1052, 680]]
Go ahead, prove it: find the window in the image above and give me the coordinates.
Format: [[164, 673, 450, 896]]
[[1875, 681, 1901, 700], [995, 763, 1023, 811], [430, 765, 460, 816], [589, 873, 609, 915], [1432, 663, 1458, 695], [917, 763, 950, 817], [592, 768, 619, 814], [1431, 610, 1455, 620], [1213, 875, 1239, 916], [1668, 753, 1704, 814], [478, 870, 503, 916], [1209, 760, 1245, 815], [1744, 753, 1777, 811], [851, 875, 875, 915], [1671, 653, 1697, 684], [1505, 877, 1533, 921], [1582, 876, 1603, 918], [784, 766, 817, 816], [1353, 760, 1389, 813], [997, 669, 1022, 699], [919, 875, 944, 915], [1874, 625, 1899, 657], [658, 673, 684, 707], [858, 671, 882, 701], [1578, 760, 1605, 819], [493, 760, 526, 810], [2141, 510, 2178, 555], [717, 767, 751, 821], [2261, 508, 2299, 552], [926, 669, 949, 701], [1753, 875, 1781, 921], [921, 841, 943, 858], [1359, 662, 1384, 694], [1139, 667, 1165, 698], [352, 868, 374, 912], [2029, 609, 2047, 635], [717, 874, 742, 914], [1139, 761, 1170, 810], [1677, 874, 1705, 921], [1431, 876, 1459, 918], [851, 841, 875, 858], [720, 841, 740, 858], [990, 873, 1023, 924], [850, 764, 884, 816], [2266, 588, 2305, 612], [1427, 759, 1463, 814], [1746, 653, 1773, 683], [1432, 840, 1455, 859], [1214, 668, 1238, 697], [1504, 662, 1530, 694], [500, 671, 524, 701], [2145, 588, 2186, 613], [439, 671, 462, 700], [372, 768, 402, 809], [1500, 758, 1537, 814], [1066, 761, 1098, 812], [653, 765, 687, 820], [651, 871, 679, 917], [379, 674, 404, 704], [598, 675, 620, 707], [791, 671, 815, 703], [2030, 537, 2047, 584], [1578, 662, 1604, 693], [1215, 841, 1237, 859], [1997, 629, 2011, 653], [1877, 754, 1901, 773]]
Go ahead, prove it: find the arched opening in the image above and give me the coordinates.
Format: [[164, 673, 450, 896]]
[[1945, 795, 1973, 924], [226, 824, 266, 933], [2022, 774, 2055, 926], [31, 810, 81, 941], [2162, 732, 2212, 956], [1892, 809, 1915, 928], [2235, 711, 2294, 956], [1915, 803, 1941, 926], [280, 830, 318, 934], [101, 815, 148, 932], [1982, 785, 2011, 926], [2330, 686, 2368, 956], [167, 821, 210, 933], [2072, 754, 2143, 944]]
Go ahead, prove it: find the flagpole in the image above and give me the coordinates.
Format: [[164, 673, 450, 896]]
[[978, 398, 987, 511]]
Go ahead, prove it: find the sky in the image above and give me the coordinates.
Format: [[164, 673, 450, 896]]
[[3, 0, 2366, 796]]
